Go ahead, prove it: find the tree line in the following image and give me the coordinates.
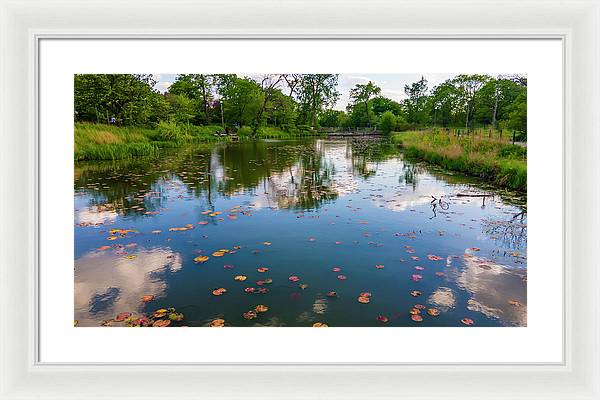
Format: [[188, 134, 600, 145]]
[[75, 73, 526, 136]]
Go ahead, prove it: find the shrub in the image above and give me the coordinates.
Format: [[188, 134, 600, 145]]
[[378, 111, 396, 135], [237, 126, 253, 137], [156, 121, 184, 142]]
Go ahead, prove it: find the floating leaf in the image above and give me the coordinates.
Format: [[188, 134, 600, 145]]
[[427, 254, 443, 261], [107, 236, 118, 241], [74, 320, 79, 327], [508, 300, 524, 307], [376, 315, 389, 323], [357, 296, 370, 304], [288, 276, 300, 282], [169, 312, 184, 321], [410, 290, 422, 297], [115, 312, 132, 322], [131, 316, 150, 327], [212, 251, 225, 257], [125, 255, 137, 260], [210, 319, 225, 327], [152, 319, 171, 327], [427, 308, 440, 316], [212, 288, 227, 296], [263, 241, 272, 246], [468, 247, 481, 252], [141, 295, 154, 303], [198, 221, 209, 225], [411, 274, 423, 282], [194, 255, 209, 263], [360, 292, 372, 298], [234, 275, 247, 281], [299, 283, 308, 290], [153, 309, 168, 318], [96, 245, 111, 251], [255, 304, 269, 313], [375, 264, 385, 269], [332, 267, 341, 272], [257, 267, 269, 273], [326, 291, 338, 297], [243, 310, 257, 320], [244, 287, 256, 293], [337, 275, 347, 280], [461, 318, 474, 326], [312, 322, 328, 327], [411, 314, 423, 322]]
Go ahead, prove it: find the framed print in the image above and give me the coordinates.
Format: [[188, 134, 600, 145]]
[[1, 0, 599, 399]]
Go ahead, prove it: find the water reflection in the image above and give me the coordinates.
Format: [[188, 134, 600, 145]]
[[456, 254, 527, 326], [74, 247, 182, 326], [74, 138, 528, 327]]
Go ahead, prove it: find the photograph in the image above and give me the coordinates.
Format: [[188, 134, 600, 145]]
[[73, 73, 527, 328]]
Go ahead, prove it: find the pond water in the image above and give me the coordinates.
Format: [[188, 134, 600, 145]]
[[74, 138, 527, 327]]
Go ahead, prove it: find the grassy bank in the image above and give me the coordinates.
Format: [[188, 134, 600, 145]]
[[391, 130, 527, 192], [74, 123, 323, 161]]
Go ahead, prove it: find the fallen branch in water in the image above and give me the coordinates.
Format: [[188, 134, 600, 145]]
[[456, 193, 493, 197]]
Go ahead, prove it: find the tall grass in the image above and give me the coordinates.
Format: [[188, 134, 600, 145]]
[[75, 143, 161, 161], [392, 130, 527, 192], [75, 123, 159, 160], [75, 122, 229, 160], [74, 122, 322, 160]]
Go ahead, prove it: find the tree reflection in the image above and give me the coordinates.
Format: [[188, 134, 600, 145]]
[[74, 140, 343, 216], [481, 211, 528, 251]]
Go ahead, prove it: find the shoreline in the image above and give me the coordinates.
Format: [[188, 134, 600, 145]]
[[392, 131, 527, 192]]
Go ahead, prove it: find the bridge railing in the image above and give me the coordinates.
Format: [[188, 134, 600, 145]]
[[319, 127, 380, 134]]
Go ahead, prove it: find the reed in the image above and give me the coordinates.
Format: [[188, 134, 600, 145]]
[[392, 130, 527, 192]]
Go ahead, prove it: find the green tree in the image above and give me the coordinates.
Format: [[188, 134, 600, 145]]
[[166, 93, 195, 125], [505, 91, 527, 134], [371, 96, 403, 117], [403, 76, 429, 125], [450, 74, 490, 129], [378, 111, 396, 134], [74, 74, 160, 126], [295, 74, 340, 129], [429, 82, 458, 126], [267, 89, 297, 127], [217, 76, 262, 127], [169, 74, 214, 124], [252, 74, 285, 134], [349, 81, 381, 127], [319, 109, 346, 127]]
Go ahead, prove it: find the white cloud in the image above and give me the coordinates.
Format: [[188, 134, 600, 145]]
[[155, 81, 172, 93]]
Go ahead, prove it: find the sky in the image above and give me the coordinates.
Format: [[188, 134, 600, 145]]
[[152, 73, 456, 111]]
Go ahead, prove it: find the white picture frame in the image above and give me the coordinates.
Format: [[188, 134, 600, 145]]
[[0, 0, 598, 398]]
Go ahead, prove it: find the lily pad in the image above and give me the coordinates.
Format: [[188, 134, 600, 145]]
[[115, 312, 132, 322], [210, 319, 225, 327], [152, 319, 171, 327]]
